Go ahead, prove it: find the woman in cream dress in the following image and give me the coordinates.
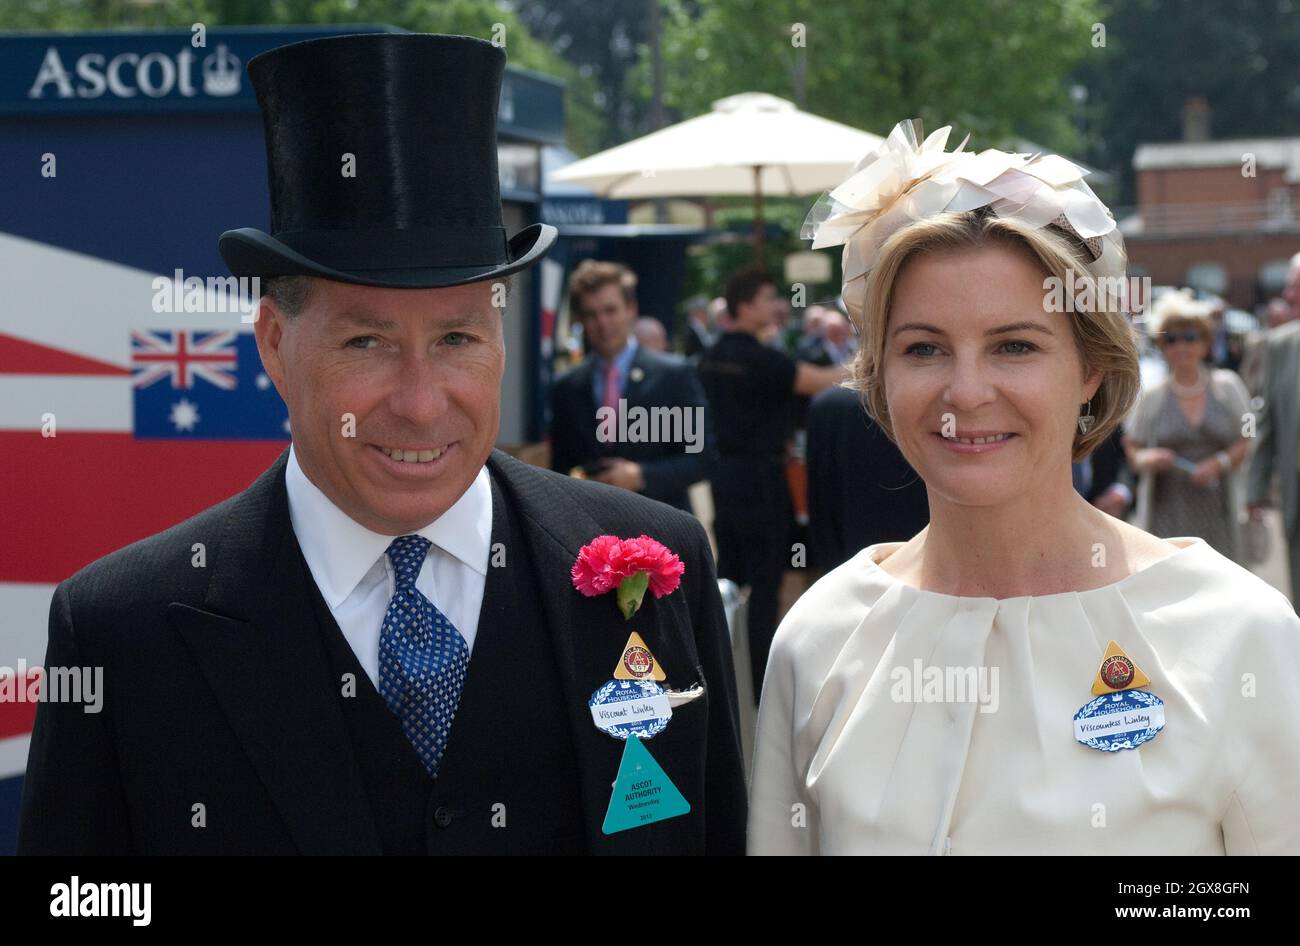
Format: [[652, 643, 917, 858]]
[[748, 120, 1300, 855]]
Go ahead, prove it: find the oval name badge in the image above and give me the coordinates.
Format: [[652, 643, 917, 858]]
[[1073, 689, 1165, 752], [589, 679, 672, 740]]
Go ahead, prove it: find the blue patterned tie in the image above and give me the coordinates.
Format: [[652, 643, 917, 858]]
[[378, 535, 468, 778]]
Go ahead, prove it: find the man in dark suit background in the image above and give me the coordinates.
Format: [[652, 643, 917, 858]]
[[795, 307, 856, 369], [679, 295, 714, 360], [806, 385, 929, 573], [550, 260, 711, 512], [18, 33, 745, 856], [1076, 427, 1133, 518]]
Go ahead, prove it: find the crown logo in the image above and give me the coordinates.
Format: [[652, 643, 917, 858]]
[[202, 44, 241, 97]]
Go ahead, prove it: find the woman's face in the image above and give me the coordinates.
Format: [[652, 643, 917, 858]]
[[882, 243, 1101, 509], [1157, 320, 1210, 371]]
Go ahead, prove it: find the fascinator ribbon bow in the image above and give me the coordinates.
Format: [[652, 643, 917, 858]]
[[802, 119, 1128, 325]]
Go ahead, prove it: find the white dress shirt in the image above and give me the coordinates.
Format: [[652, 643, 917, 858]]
[[284, 446, 493, 690]]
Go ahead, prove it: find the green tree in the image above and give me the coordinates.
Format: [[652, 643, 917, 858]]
[[629, 0, 1103, 308], [514, 0, 658, 151], [644, 0, 1101, 153], [1074, 0, 1300, 204]]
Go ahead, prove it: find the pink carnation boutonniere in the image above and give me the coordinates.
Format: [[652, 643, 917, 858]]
[[570, 534, 685, 620]]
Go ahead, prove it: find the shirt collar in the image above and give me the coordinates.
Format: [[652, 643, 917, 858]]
[[285, 445, 492, 609], [597, 336, 638, 372]]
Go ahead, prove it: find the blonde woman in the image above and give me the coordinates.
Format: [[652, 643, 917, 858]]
[[1123, 290, 1252, 563], [748, 121, 1300, 855]]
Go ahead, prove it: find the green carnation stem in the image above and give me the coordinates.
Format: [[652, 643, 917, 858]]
[[616, 571, 649, 620]]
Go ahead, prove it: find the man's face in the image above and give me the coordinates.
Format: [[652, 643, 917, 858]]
[[737, 283, 781, 331], [802, 305, 828, 336], [824, 312, 852, 348], [1284, 264, 1300, 315], [256, 277, 505, 535], [1268, 298, 1294, 328], [577, 283, 636, 359]]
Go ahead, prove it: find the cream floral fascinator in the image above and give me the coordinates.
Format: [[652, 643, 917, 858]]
[[802, 119, 1128, 325]]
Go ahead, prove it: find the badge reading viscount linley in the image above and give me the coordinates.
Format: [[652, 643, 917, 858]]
[[589, 679, 673, 740]]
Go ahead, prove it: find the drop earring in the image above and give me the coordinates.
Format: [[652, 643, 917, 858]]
[[1077, 398, 1095, 435]]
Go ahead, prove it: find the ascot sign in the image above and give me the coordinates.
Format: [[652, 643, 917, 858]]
[[2, 28, 565, 136], [27, 43, 241, 101], [0, 28, 390, 114]]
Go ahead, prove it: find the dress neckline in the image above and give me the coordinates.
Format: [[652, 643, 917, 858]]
[[861, 536, 1207, 605]]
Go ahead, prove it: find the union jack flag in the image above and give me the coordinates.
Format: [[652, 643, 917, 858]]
[[131, 330, 238, 390]]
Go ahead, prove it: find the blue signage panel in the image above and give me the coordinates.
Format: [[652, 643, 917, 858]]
[[0, 26, 393, 114], [0, 26, 565, 143]]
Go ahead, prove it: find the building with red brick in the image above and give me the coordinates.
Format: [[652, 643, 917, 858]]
[[1123, 126, 1300, 311]]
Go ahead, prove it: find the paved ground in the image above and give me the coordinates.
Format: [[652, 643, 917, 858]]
[[1246, 507, 1292, 599]]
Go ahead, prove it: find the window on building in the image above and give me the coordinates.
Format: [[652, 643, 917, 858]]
[[1259, 259, 1291, 295], [1186, 262, 1228, 295]]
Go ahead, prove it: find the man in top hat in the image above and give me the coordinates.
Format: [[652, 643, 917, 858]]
[[18, 33, 746, 855]]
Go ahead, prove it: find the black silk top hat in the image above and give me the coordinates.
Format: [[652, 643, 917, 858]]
[[219, 33, 556, 288]]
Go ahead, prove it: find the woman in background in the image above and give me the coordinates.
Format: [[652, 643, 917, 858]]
[[1123, 290, 1252, 563]]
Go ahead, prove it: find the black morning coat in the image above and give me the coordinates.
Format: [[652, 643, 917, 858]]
[[17, 450, 747, 855]]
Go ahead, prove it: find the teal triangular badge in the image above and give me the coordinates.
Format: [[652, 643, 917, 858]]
[[601, 735, 691, 834]]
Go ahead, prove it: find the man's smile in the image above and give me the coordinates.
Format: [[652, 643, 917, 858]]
[[368, 441, 458, 473], [375, 443, 451, 463]]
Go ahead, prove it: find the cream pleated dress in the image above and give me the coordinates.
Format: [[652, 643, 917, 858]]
[[748, 536, 1300, 855]]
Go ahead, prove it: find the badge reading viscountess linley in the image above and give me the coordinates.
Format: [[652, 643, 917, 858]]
[[1074, 690, 1166, 751], [1074, 640, 1164, 752]]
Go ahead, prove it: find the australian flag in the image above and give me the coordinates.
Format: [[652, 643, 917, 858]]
[[131, 329, 289, 439]]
